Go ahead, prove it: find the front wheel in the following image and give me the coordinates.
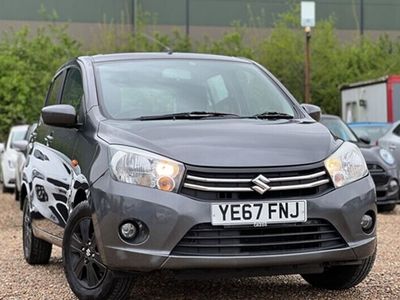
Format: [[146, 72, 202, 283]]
[[63, 202, 134, 300], [301, 249, 376, 290]]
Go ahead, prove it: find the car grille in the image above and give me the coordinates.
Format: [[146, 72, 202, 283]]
[[180, 164, 333, 200], [367, 164, 389, 186], [171, 219, 347, 256]]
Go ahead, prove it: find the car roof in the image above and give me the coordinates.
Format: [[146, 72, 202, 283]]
[[10, 124, 29, 132], [321, 114, 340, 120], [78, 52, 252, 64], [348, 122, 390, 127]]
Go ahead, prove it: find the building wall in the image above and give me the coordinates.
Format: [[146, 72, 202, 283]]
[[1, 0, 400, 45]]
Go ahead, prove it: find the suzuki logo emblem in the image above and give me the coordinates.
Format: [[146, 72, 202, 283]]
[[251, 175, 271, 194]]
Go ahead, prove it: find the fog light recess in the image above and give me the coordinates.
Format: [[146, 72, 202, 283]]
[[389, 179, 399, 193], [361, 211, 375, 234], [118, 219, 149, 244], [120, 222, 137, 239]]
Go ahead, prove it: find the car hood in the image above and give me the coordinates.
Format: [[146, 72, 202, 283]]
[[358, 143, 394, 169], [98, 119, 340, 167]]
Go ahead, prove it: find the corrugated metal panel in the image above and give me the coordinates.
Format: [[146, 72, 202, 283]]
[[0, 0, 400, 31]]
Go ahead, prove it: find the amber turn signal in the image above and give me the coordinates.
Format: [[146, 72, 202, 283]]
[[157, 176, 175, 192]]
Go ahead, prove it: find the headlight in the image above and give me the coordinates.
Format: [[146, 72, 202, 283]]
[[324, 142, 368, 188], [109, 145, 184, 192], [379, 148, 395, 165]]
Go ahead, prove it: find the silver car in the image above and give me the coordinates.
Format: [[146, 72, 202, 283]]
[[378, 121, 400, 167]]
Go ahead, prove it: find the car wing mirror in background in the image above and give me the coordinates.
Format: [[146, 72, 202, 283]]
[[358, 135, 371, 145], [301, 104, 321, 122], [41, 104, 77, 128], [11, 140, 29, 152]]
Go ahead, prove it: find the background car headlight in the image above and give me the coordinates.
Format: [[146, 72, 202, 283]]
[[324, 142, 368, 188], [109, 145, 184, 192], [379, 148, 395, 165]]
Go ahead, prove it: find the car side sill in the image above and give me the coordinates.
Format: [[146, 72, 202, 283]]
[[32, 224, 63, 247]]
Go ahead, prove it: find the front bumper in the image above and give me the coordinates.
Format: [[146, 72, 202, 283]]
[[90, 172, 377, 273], [1, 162, 16, 188], [370, 165, 400, 205]]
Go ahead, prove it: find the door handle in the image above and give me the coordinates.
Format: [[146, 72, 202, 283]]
[[389, 145, 397, 151]]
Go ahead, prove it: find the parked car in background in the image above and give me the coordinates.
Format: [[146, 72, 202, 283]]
[[13, 123, 37, 206], [0, 125, 28, 193], [377, 120, 400, 168], [321, 115, 399, 212], [348, 122, 391, 145], [21, 53, 377, 298]]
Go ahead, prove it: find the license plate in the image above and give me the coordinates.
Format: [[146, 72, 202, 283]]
[[211, 200, 307, 226]]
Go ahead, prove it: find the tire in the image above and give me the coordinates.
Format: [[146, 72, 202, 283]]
[[2, 184, 13, 194], [15, 188, 20, 201], [22, 197, 52, 264], [301, 249, 376, 290], [378, 203, 396, 212], [63, 201, 134, 300]]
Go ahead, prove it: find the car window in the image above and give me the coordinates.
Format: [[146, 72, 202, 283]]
[[6, 128, 27, 149], [94, 59, 296, 119], [61, 68, 83, 113], [351, 125, 390, 143], [393, 124, 400, 136], [46, 72, 65, 106], [320, 117, 358, 142]]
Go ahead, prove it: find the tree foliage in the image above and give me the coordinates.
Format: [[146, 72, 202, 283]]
[[2, 6, 400, 138], [0, 25, 79, 139]]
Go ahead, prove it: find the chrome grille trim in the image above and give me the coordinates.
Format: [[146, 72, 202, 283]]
[[183, 178, 330, 192], [186, 175, 252, 183], [186, 170, 327, 183]]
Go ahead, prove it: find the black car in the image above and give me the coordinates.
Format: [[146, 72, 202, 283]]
[[21, 53, 376, 299], [321, 114, 399, 211]]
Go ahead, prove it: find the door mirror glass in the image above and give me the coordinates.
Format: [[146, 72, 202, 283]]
[[11, 140, 28, 152], [42, 104, 77, 127], [301, 104, 321, 122]]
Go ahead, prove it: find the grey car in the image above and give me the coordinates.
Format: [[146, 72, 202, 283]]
[[21, 53, 377, 299], [321, 115, 399, 212]]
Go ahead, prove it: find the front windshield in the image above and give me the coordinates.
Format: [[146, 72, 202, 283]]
[[94, 59, 296, 120], [321, 117, 358, 142], [350, 125, 390, 143], [11, 130, 26, 142]]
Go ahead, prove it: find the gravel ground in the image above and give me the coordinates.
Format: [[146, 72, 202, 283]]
[[0, 193, 399, 300]]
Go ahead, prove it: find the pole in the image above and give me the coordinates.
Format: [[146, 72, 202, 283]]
[[304, 26, 311, 103], [185, 0, 190, 37], [132, 0, 137, 35], [360, 0, 364, 36]]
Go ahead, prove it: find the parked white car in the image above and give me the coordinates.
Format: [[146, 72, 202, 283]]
[[13, 123, 37, 205], [0, 125, 29, 193]]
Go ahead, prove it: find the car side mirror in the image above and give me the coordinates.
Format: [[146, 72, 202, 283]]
[[41, 104, 77, 128], [301, 104, 321, 122], [358, 135, 371, 145], [11, 140, 29, 152]]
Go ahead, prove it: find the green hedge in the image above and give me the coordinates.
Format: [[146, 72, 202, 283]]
[[1, 7, 400, 139]]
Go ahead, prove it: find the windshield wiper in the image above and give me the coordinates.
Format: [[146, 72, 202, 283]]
[[251, 111, 294, 119], [134, 111, 240, 121]]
